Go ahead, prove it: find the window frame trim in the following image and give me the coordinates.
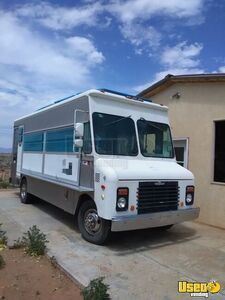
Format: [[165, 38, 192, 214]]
[[173, 137, 189, 169], [82, 121, 93, 155]]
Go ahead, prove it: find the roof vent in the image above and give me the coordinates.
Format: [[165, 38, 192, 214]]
[[165, 74, 174, 78]]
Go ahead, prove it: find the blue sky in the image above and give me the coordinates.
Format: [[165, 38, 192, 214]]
[[0, 0, 225, 148]]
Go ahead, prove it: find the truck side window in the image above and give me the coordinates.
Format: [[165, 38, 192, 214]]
[[83, 122, 92, 154], [46, 127, 73, 153], [24, 132, 43, 152]]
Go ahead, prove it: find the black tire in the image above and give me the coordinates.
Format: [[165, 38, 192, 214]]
[[20, 178, 33, 204], [158, 224, 173, 230], [78, 200, 111, 245]]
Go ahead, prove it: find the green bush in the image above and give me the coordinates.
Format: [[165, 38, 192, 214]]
[[0, 254, 5, 269], [82, 277, 110, 300], [0, 224, 7, 246], [22, 225, 48, 256], [0, 181, 10, 189]]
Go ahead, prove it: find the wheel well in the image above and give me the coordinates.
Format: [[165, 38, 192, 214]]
[[75, 194, 95, 217]]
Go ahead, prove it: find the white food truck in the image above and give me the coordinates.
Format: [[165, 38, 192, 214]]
[[12, 89, 200, 244]]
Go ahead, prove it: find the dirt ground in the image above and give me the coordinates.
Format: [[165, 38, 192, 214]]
[[0, 248, 83, 300]]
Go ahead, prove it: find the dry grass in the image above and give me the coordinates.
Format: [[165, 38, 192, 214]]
[[0, 154, 11, 187]]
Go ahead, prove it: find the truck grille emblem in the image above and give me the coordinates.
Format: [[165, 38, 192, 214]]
[[154, 181, 165, 186]]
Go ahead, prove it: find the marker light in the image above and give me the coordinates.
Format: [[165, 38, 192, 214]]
[[130, 205, 135, 211], [117, 188, 128, 196]]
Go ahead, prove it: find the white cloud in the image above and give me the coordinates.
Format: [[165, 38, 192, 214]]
[[108, 0, 204, 54], [120, 23, 161, 53], [161, 42, 203, 68], [15, 1, 104, 30], [134, 42, 204, 93], [19, 0, 203, 28], [65, 37, 104, 64], [0, 10, 104, 148], [218, 66, 225, 73], [0, 11, 104, 84], [109, 0, 204, 23], [14, 1, 205, 54]]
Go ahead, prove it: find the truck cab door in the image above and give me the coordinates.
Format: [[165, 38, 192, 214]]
[[74, 110, 93, 188]]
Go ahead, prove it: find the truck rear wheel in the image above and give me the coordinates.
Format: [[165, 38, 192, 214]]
[[20, 178, 33, 204], [78, 200, 111, 245]]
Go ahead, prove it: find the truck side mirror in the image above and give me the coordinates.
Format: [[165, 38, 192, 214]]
[[74, 139, 83, 148], [75, 123, 84, 137]]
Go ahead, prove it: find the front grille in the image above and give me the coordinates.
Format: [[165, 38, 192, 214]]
[[137, 181, 179, 214]]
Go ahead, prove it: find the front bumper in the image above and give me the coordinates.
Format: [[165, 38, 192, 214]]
[[111, 207, 200, 232]]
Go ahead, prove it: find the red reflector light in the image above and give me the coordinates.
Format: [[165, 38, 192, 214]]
[[186, 186, 194, 193], [117, 188, 128, 196], [130, 205, 135, 211]]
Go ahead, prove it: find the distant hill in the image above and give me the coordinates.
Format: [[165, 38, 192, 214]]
[[0, 147, 12, 154]]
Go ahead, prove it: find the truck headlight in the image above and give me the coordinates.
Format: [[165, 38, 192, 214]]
[[117, 197, 127, 209], [116, 188, 129, 211], [186, 193, 193, 204], [185, 186, 194, 205]]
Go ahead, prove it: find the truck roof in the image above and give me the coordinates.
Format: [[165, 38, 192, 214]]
[[15, 88, 168, 122]]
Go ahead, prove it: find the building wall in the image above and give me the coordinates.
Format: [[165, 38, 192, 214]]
[[149, 82, 225, 228]]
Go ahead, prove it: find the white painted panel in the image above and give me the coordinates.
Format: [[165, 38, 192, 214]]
[[89, 96, 169, 125], [22, 153, 43, 173], [44, 154, 79, 183]]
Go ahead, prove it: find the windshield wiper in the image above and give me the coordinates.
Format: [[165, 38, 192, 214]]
[[139, 118, 164, 132], [105, 115, 132, 126]]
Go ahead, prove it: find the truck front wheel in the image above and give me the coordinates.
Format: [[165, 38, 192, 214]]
[[78, 200, 111, 245]]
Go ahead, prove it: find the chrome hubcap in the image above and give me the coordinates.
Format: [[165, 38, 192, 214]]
[[84, 209, 101, 234], [21, 184, 26, 199]]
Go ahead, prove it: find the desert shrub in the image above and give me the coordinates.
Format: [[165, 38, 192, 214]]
[[82, 277, 110, 300], [22, 225, 48, 256], [0, 224, 7, 246], [0, 181, 10, 189], [0, 254, 5, 269]]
